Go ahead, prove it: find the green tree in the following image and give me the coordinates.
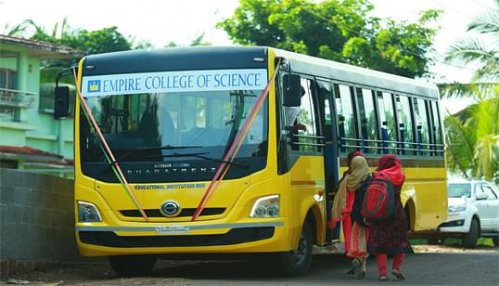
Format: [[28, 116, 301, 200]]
[[23, 19, 132, 54], [218, 0, 441, 78], [441, 1, 499, 181], [444, 86, 499, 180]]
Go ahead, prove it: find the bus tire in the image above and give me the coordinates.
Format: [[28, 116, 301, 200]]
[[277, 222, 313, 276], [462, 218, 479, 249], [109, 255, 157, 277]]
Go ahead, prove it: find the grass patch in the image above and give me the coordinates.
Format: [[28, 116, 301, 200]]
[[409, 238, 427, 245], [442, 237, 494, 247], [410, 237, 495, 247]]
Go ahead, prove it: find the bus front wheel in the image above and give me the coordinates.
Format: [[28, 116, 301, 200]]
[[109, 255, 157, 277], [277, 222, 313, 276]]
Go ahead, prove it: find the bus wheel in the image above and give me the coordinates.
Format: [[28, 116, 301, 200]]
[[109, 255, 157, 277], [462, 218, 479, 249], [277, 222, 313, 276]]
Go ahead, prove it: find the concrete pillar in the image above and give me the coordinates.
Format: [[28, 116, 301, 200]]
[[15, 52, 28, 122], [16, 52, 28, 92]]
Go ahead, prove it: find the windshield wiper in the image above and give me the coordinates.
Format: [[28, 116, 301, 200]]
[[112, 145, 203, 165], [149, 152, 248, 169]]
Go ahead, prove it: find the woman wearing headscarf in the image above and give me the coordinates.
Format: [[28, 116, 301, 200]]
[[330, 155, 370, 279], [328, 150, 363, 246], [368, 154, 409, 281]]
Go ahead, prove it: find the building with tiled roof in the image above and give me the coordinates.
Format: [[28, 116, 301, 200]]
[[0, 35, 83, 177]]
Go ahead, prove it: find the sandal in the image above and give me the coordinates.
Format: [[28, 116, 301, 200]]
[[392, 268, 406, 280], [378, 275, 388, 281], [351, 258, 360, 272], [352, 258, 366, 279]]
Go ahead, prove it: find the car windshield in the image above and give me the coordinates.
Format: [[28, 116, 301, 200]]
[[448, 183, 471, 198]]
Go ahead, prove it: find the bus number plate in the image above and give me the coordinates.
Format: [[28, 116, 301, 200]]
[[155, 225, 189, 234]]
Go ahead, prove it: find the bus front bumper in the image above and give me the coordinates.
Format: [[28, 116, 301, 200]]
[[76, 221, 290, 256]]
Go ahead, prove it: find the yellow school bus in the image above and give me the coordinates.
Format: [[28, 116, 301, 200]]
[[55, 46, 447, 276]]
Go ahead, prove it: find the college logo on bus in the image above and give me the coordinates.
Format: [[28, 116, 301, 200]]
[[87, 80, 101, 93], [159, 200, 181, 217]]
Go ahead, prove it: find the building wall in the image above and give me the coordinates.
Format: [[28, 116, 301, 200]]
[[0, 169, 80, 265]]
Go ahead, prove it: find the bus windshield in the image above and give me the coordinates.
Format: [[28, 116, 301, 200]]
[[80, 89, 268, 182]]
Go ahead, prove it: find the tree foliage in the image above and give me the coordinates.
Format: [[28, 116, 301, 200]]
[[19, 19, 132, 54], [218, 0, 441, 78], [441, 1, 499, 182], [444, 86, 499, 181]]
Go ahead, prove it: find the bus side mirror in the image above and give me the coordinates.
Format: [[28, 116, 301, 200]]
[[282, 74, 301, 107], [54, 86, 70, 119]]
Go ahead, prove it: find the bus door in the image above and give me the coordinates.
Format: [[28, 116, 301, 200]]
[[316, 79, 340, 242]]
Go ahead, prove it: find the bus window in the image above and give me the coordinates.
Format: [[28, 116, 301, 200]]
[[430, 101, 444, 156], [356, 88, 378, 154], [317, 80, 333, 140], [377, 91, 397, 154], [395, 94, 415, 155], [413, 98, 430, 155], [334, 84, 357, 153], [291, 78, 320, 153]]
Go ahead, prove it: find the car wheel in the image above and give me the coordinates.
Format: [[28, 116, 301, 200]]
[[492, 235, 499, 247], [109, 255, 157, 277], [462, 218, 479, 249], [276, 222, 313, 276]]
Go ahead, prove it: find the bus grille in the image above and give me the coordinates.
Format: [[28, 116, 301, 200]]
[[79, 227, 274, 247], [120, 208, 225, 218]]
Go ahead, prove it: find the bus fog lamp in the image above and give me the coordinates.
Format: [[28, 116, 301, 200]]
[[78, 201, 102, 222], [250, 195, 280, 218]]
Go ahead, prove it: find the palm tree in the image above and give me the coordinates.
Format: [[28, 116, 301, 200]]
[[445, 1, 498, 83], [444, 87, 499, 180], [441, 1, 499, 182]]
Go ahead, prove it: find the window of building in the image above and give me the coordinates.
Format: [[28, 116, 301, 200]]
[[0, 68, 16, 89], [0, 68, 19, 122]]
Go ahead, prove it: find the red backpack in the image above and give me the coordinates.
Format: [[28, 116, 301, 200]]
[[361, 172, 395, 222]]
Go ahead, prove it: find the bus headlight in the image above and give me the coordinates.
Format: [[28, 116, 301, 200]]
[[78, 201, 102, 222], [250, 195, 280, 218]]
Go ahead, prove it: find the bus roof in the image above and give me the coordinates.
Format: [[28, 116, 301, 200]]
[[81, 46, 268, 76], [273, 48, 439, 99], [81, 46, 439, 99]]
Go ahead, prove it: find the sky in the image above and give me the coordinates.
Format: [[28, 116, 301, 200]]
[[0, 0, 495, 111]]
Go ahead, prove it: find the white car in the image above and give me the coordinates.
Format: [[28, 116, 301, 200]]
[[439, 180, 499, 248]]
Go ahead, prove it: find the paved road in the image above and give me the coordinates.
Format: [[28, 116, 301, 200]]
[[2, 247, 498, 285]]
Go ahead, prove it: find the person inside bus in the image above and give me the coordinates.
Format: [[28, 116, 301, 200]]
[[284, 86, 306, 150], [329, 154, 370, 279], [285, 106, 306, 133], [367, 154, 409, 281], [159, 108, 176, 148]]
